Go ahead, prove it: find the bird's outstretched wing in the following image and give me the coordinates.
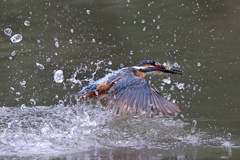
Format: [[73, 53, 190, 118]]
[[98, 75, 180, 116]]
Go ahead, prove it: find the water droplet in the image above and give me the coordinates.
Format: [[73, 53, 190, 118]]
[[24, 20, 30, 26], [157, 25, 160, 30], [142, 26, 146, 31], [54, 38, 59, 48], [141, 20, 145, 23], [173, 62, 179, 67], [130, 50, 133, 55], [197, 62, 201, 67], [20, 79, 26, 86], [58, 100, 64, 107], [10, 34, 23, 43], [91, 39, 96, 43], [94, 90, 99, 96], [21, 104, 27, 111], [176, 82, 185, 90], [120, 63, 124, 68], [209, 28, 215, 33], [69, 39, 73, 44], [70, 28, 74, 33], [4, 28, 12, 36], [170, 85, 174, 91], [227, 133, 231, 141], [108, 61, 112, 65], [165, 94, 171, 100], [30, 98, 36, 106], [36, 62, 45, 70], [46, 57, 51, 62], [163, 77, 171, 84], [11, 51, 16, 57], [86, 10, 90, 14], [55, 41, 59, 48], [180, 114, 185, 118], [54, 70, 64, 83]]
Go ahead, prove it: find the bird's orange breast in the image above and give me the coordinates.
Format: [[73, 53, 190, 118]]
[[134, 69, 146, 77]]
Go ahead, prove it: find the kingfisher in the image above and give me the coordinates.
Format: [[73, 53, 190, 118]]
[[76, 60, 183, 116]]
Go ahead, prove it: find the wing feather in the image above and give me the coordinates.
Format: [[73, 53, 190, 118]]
[[153, 93, 168, 115], [97, 69, 180, 116], [151, 88, 180, 115]]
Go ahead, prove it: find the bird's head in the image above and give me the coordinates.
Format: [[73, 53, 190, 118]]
[[132, 60, 183, 76]]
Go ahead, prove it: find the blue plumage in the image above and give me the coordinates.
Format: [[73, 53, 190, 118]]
[[76, 60, 183, 116]]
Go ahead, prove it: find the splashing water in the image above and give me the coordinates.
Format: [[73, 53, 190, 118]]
[[0, 105, 113, 156], [191, 120, 197, 134], [1, 59, 238, 158], [0, 104, 239, 158]]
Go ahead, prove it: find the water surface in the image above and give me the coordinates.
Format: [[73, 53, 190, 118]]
[[0, 0, 240, 159]]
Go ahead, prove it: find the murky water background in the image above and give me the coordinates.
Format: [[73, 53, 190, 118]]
[[1, 0, 240, 159]]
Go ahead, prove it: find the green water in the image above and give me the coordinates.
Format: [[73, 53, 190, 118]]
[[0, 0, 240, 159]]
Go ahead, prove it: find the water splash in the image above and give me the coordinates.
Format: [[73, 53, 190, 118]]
[[191, 120, 197, 134], [0, 105, 239, 158], [0, 105, 112, 156], [222, 133, 234, 147]]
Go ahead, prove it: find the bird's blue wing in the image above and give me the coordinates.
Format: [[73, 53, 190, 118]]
[[98, 75, 180, 116]]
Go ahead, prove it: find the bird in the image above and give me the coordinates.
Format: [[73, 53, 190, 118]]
[[75, 60, 183, 116]]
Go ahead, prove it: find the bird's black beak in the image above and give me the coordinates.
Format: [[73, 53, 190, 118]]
[[165, 67, 184, 75], [157, 65, 184, 75]]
